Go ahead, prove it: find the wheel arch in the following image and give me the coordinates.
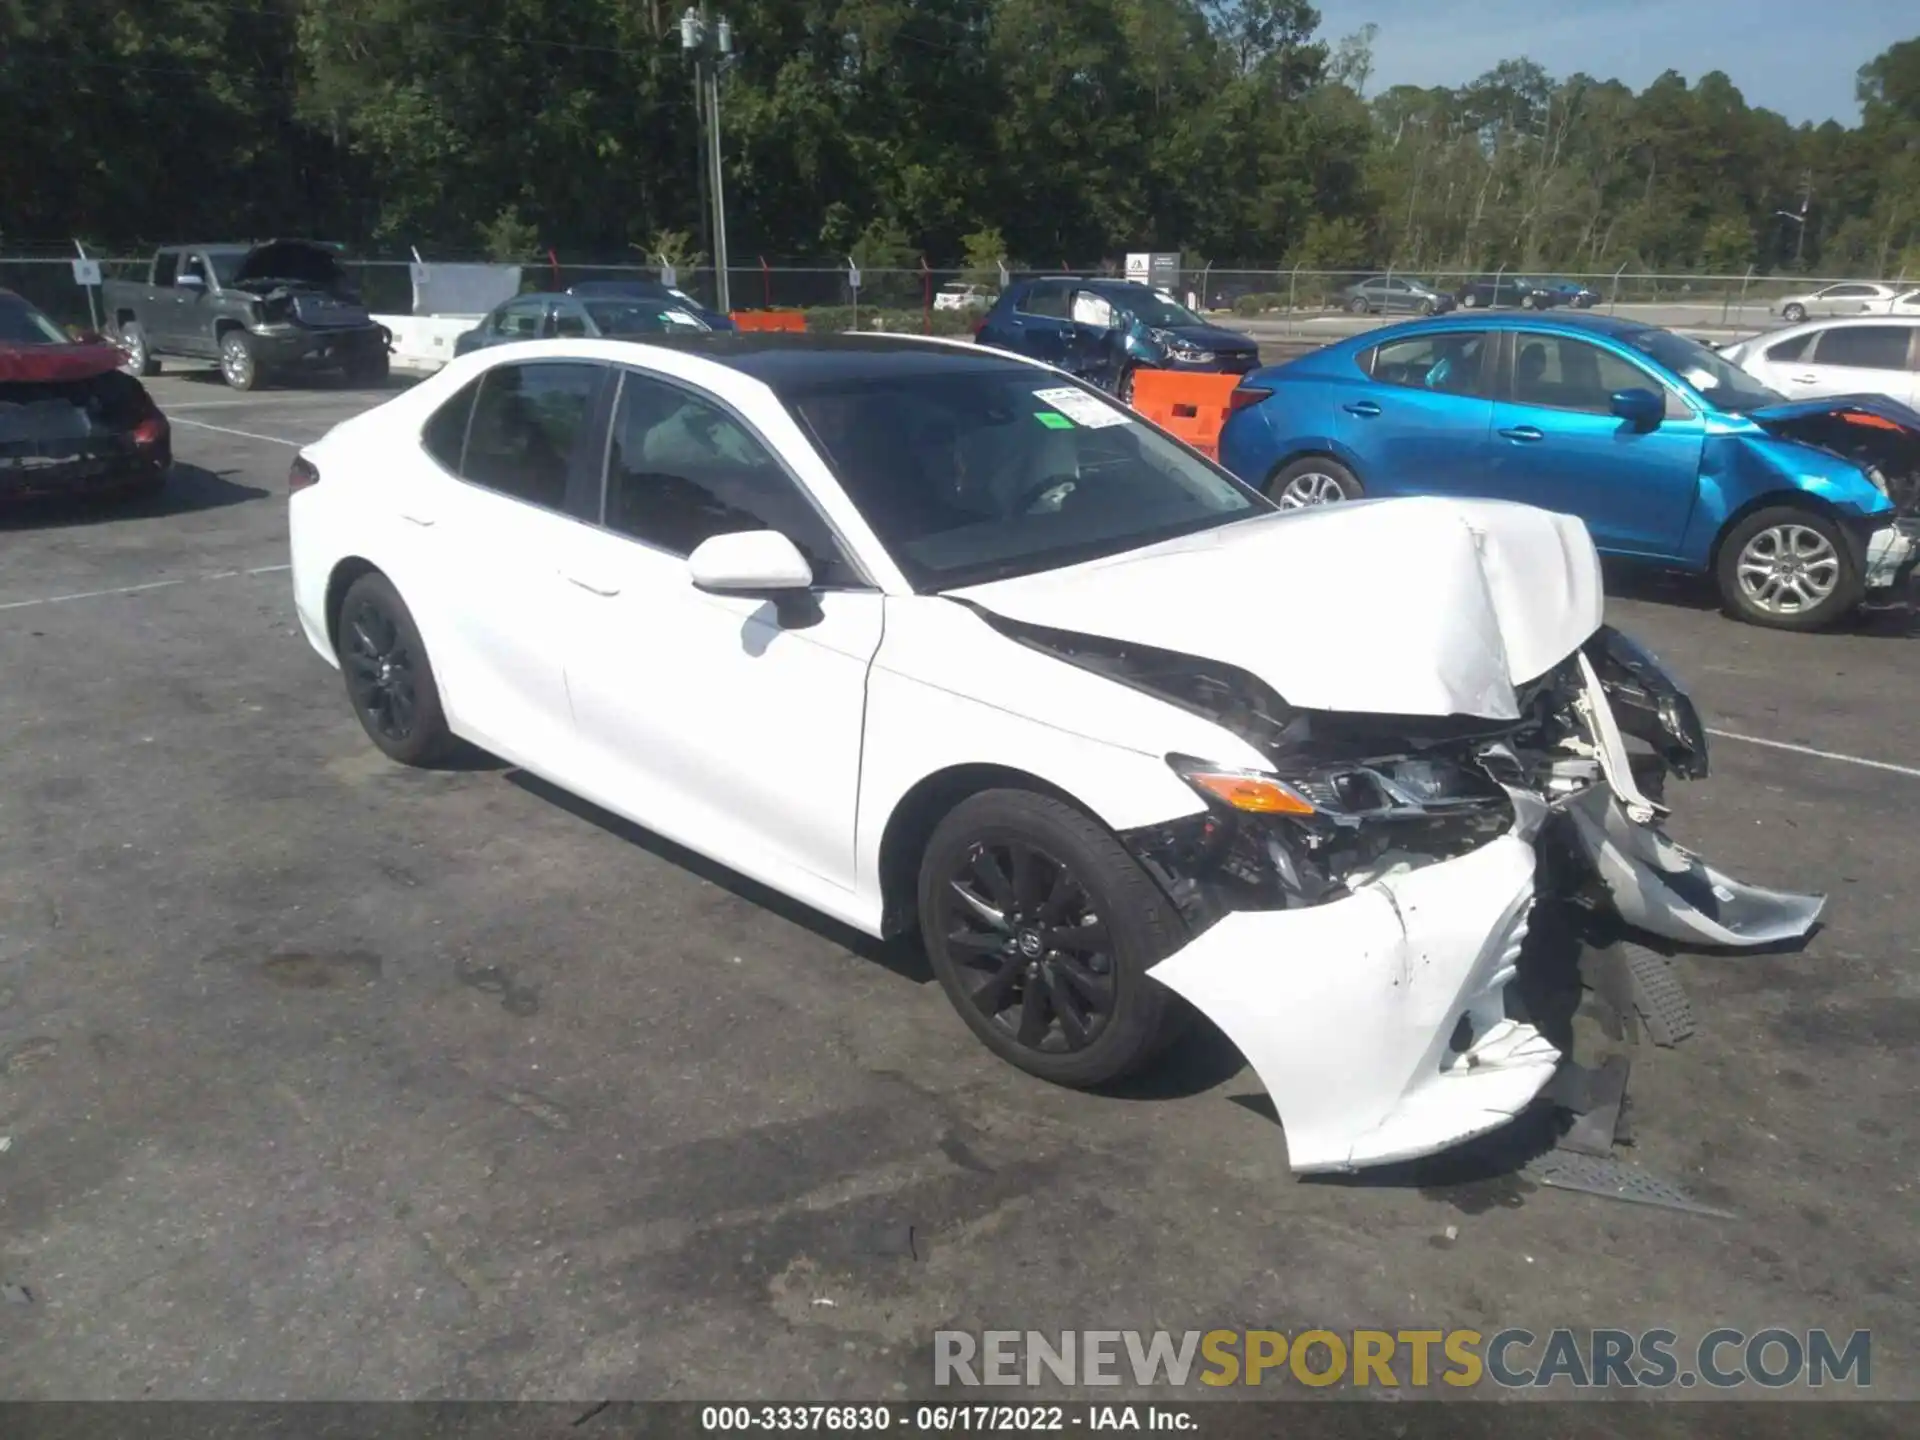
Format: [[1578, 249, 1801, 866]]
[[323, 555, 384, 652], [213, 317, 250, 339], [1707, 490, 1856, 574], [875, 763, 1102, 937], [1262, 444, 1364, 493]]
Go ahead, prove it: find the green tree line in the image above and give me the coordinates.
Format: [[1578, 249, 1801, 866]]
[[3, 1, 1916, 276]]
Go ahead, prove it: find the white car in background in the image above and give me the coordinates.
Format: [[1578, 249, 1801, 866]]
[[1719, 316, 1920, 406], [934, 283, 995, 312], [286, 332, 1820, 1175], [1863, 287, 1920, 317], [1770, 282, 1900, 323]]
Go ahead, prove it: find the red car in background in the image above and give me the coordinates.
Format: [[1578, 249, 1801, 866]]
[[1, 290, 170, 503]]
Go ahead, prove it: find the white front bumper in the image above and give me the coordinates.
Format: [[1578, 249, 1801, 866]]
[[1147, 834, 1560, 1175]]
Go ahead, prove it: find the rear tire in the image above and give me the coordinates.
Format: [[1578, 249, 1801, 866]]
[[1782, 303, 1807, 324], [335, 572, 455, 766], [1269, 455, 1364, 508], [918, 789, 1182, 1089], [1461, 292, 1480, 309], [1347, 296, 1369, 314], [345, 348, 390, 387], [1714, 506, 1861, 631]]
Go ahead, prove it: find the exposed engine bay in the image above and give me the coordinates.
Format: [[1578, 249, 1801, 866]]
[[231, 240, 376, 331], [1753, 405, 1920, 516]]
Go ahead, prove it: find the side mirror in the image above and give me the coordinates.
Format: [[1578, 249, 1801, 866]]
[[1610, 387, 1665, 430], [687, 530, 813, 595], [176, 273, 205, 290]]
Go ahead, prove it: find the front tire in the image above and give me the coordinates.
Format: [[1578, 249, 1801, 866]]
[[118, 322, 158, 377], [1418, 298, 1437, 315], [918, 789, 1182, 1089], [335, 572, 455, 766], [345, 348, 390, 387], [1715, 507, 1861, 631], [1269, 455, 1364, 508], [220, 330, 261, 391], [1520, 293, 1539, 310], [1461, 292, 1480, 309]]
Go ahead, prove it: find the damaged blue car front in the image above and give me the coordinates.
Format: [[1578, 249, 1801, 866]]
[[1218, 313, 1920, 630]]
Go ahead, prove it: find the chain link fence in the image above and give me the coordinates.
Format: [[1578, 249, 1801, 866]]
[[7, 251, 1911, 337]]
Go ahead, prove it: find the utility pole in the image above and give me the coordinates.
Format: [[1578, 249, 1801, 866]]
[[1795, 170, 1812, 266], [680, 7, 736, 313]]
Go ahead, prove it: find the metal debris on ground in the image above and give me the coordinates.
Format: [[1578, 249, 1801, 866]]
[[2, 1284, 33, 1306], [1523, 1150, 1737, 1219], [1581, 942, 1697, 1047]]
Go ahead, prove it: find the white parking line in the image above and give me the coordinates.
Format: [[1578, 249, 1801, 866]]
[[170, 417, 304, 447], [1707, 728, 1920, 780], [0, 565, 289, 614]]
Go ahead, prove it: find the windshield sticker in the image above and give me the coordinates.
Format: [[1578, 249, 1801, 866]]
[[1033, 386, 1132, 429], [1034, 410, 1076, 430]]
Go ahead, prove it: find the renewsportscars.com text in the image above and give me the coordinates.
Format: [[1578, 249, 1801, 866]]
[[933, 1328, 1872, 1391]]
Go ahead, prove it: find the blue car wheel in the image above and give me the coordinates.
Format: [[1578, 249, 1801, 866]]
[[1269, 456, 1364, 509]]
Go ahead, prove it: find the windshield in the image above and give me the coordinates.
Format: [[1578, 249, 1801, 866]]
[[1114, 290, 1205, 328], [1627, 328, 1783, 413], [584, 300, 709, 335], [0, 297, 71, 345], [787, 366, 1269, 589]]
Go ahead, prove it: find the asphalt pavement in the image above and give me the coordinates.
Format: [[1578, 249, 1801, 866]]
[[0, 365, 1914, 1404]]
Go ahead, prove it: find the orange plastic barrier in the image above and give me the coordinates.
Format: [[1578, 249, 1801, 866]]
[[729, 310, 808, 333], [1125, 370, 1242, 461]]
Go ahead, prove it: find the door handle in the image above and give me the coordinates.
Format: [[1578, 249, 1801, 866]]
[[400, 512, 435, 527], [1498, 426, 1545, 442], [563, 573, 621, 597], [1791, 374, 1818, 385], [1343, 401, 1382, 417]]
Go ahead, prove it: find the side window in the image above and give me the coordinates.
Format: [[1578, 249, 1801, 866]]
[[180, 254, 210, 287], [490, 300, 547, 339], [461, 362, 603, 510], [421, 378, 480, 474], [1384, 278, 1411, 292], [1367, 332, 1490, 396], [1017, 282, 1070, 319], [152, 253, 179, 287], [601, 371, 856, 586], [1824, 285, 1872, 299], [1070, 290, 1115, 327], [1765, 333, 1814, 363], [552, 302, 590, 339], [1812, 326, 1910, 370], [1510, 335, 1652, 413]]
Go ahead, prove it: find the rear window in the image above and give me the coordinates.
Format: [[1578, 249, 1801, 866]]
[[0, 297, 69, 346]]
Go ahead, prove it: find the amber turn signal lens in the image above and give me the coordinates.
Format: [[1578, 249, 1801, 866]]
[[1186, 771, 1317, 815]]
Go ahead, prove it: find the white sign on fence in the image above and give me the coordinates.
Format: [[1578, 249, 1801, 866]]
[[660, 263, 677, 288], [409, 263, 431, 286], [70, 258, 102, 286]]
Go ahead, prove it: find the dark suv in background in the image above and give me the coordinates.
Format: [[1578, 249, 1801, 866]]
[[974, 278, 1259, 400]]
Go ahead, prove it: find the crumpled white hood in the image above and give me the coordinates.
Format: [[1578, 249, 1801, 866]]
[[952, 496, 1605, 720]]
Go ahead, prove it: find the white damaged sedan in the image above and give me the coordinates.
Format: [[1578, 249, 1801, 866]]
[[288, 333, 1824, 1174]]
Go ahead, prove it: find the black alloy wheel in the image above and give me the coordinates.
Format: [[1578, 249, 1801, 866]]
[[936, 836, 1118, 1057], [917, 789, 1183, 1088], [343, 597, 418, 744], [335, 572, 453, 765]]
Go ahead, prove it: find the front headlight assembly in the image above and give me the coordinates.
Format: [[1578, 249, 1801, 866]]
[[1132, 752, 1516, 922]]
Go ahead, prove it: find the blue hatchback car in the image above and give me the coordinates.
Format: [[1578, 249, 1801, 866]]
[[976, 277, 1259, 401], [1218, 313, 1920, 629]]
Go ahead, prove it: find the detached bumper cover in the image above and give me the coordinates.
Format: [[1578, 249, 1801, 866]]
[[1142, 650, 1824, 1175], [1148, 835, 1560, 1174]]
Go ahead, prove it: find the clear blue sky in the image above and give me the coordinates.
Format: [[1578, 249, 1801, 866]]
[[1312, 0, 1912, 124]]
